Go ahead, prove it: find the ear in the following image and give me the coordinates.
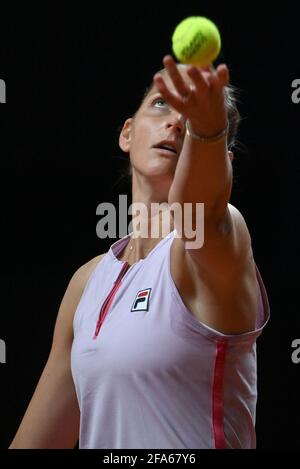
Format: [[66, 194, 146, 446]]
[[228, 150, 234, 162], [119, 118, 133, 153]]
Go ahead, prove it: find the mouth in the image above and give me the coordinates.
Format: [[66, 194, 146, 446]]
[[152, 141, 178, 156]]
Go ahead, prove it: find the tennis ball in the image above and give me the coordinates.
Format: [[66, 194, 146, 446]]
[[172, 16, 221, 67]]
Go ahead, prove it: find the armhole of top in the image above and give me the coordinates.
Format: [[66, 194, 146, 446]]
[[254, 263, 270, 330], [166, 232, 270, 343], [72, 253, 107, 333]]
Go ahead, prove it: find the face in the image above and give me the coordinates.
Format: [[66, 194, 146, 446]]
[[119, 66, 233, 184], [119, 67, 192, 182]]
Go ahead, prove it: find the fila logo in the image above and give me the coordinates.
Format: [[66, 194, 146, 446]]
[[131, 288, 151, 312]]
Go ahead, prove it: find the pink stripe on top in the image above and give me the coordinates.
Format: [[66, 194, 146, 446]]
[[71, 230, 270, 449], [212, 341, 228, 449]]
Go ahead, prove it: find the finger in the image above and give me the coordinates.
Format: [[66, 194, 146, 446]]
[[163, 55, 191, 97], [200, 64, 216, 73], [186, 65, 210, 93], [216, 64, 229, 87], [206, 65, 229, 90]]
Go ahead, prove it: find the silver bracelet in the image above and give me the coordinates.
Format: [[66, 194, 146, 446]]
[[185, 120, 229, 144]]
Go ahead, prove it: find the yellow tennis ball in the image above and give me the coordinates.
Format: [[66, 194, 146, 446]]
[[172, 16, 221, 67]]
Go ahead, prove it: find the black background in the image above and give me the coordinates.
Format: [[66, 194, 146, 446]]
[[0, 1, 299, 450]]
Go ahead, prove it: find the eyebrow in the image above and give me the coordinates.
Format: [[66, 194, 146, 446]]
[[149, 89, 160, 97], [142, 89, 160, 104]]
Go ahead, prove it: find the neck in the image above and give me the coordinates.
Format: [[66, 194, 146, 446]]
[[130, 170, 174, 235], [124, 170, 175, 261]]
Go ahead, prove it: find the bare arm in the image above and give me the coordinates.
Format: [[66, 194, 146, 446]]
[[156, 55, 230, 220], [156, 56, 257, 334], [9, 253, 105, 449]]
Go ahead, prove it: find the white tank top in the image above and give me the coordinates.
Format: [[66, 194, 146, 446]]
[[71, 230, 270, 449]]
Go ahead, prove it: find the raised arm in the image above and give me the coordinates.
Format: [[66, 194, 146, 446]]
[[155, 56, 258, 334]]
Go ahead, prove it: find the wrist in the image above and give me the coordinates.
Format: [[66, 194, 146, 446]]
[[185, 120, 229, 144]]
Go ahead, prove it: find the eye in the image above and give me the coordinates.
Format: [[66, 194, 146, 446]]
[[153, 97, 168, 108]]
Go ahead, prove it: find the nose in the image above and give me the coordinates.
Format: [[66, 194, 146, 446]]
[[166, 112, 185, 135]]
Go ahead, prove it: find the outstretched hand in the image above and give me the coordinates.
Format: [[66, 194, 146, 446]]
[[153, 55, 229, 137]]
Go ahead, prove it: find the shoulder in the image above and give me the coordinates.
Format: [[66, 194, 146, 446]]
[[226, 202, 251, 242], [215, 202, 252, 262], [53, 253, 107, 346], [208, 201, 252, 253], [71, 253, 107, 291], [174, 202, 252, 278], [170, 204, 258, 333]]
